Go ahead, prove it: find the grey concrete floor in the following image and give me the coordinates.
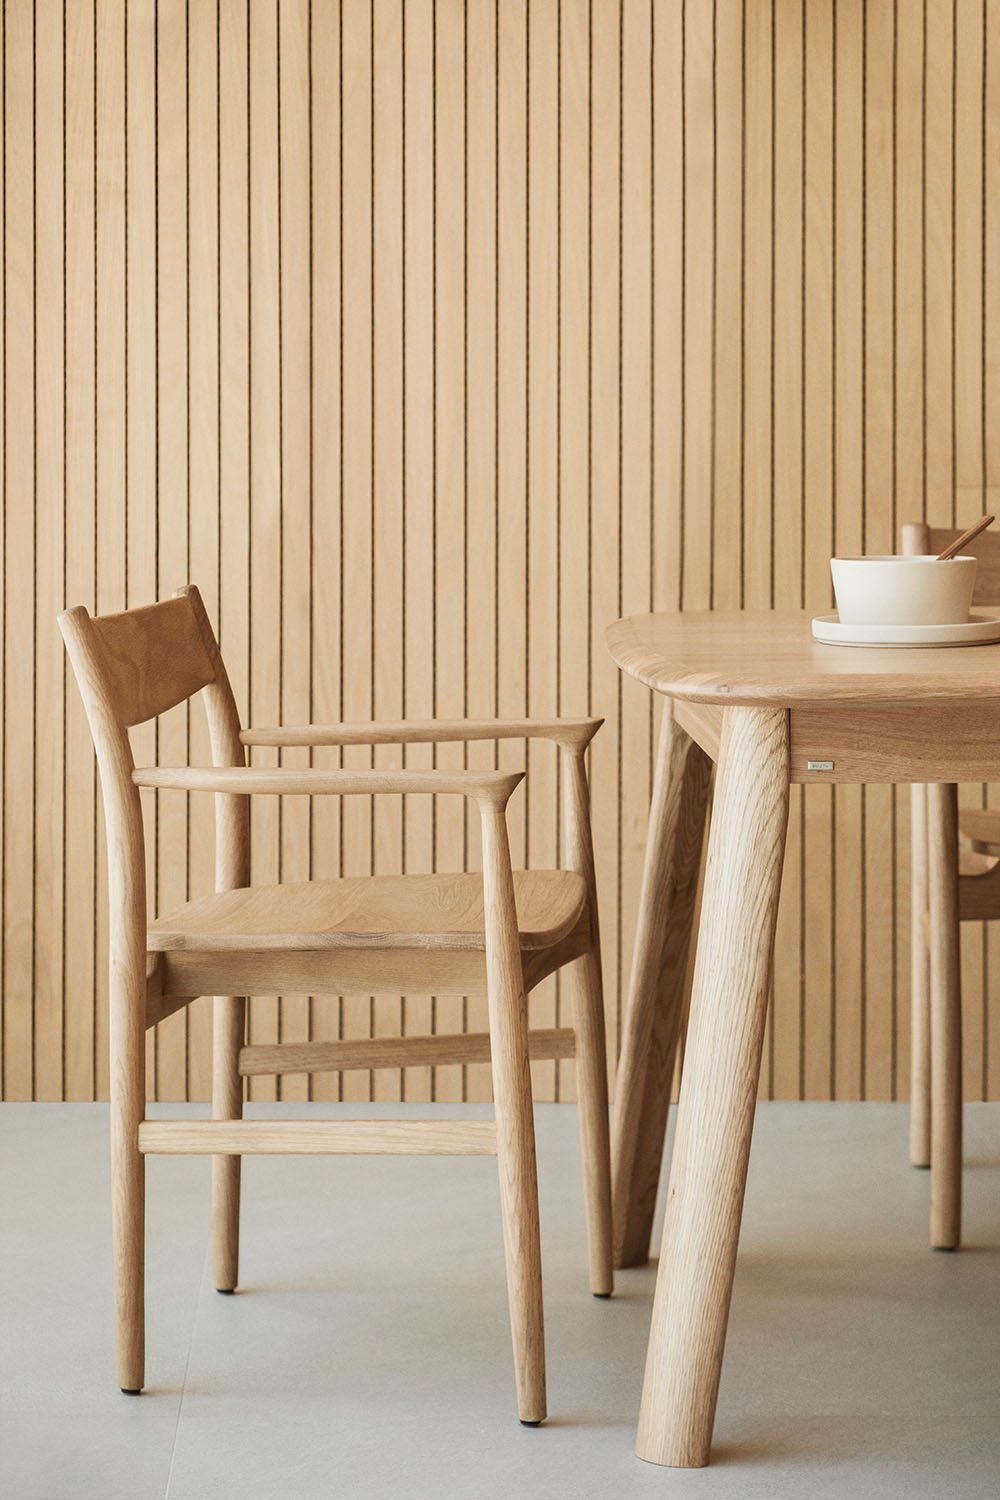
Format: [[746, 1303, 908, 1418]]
[[1, 1101, 998, 1499]]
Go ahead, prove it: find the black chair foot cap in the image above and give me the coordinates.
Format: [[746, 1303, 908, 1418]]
[[120, 1388, 141, 1396], [933, 1245, 958, 1253], [593, 1291, 612, 1299], [216, 1287, 236, 1294], [520, 1419, 543, 1427]]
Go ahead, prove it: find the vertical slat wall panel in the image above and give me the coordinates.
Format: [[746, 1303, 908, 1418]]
[[153, 0, 189, 1101], [801, 0, 834, 1102], [308, 0, 344, 1104], [63, 0, 98, 1101], [833, 0, 864, 1101], [338, 0, 375, 1105], [126, 0, 157, 1097], [371, 0, 404, 1103], [770, 1, 805, 1102], [186, 0, 220, 1101], [3, 0, 34, 1100], [277, 0, 315, 1101], [460, 0, 496, 1105], [33, 0, 65, 1099], [399, 0, 433, 1104], [247, 0, 281, 1102], [433, 0, 468, 1103], [863, 0, 897, 1102], [4, 0, 1000, 1104]]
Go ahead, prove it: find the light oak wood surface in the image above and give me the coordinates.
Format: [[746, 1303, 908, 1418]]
[[609, 607, 1000, 1465], [607, 610, 1000, 707], [61, 586, 613, 1421], [635, 706, 789, 1468], [611, 704, 711, 1270], [8, 2, 1000, 1111], [138, 1120, 499, 1156], [146, 871, 588, 954]]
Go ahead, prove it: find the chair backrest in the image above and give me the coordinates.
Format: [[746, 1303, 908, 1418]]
[[902, 521, 1000, 606], [60, 586, 248, 953]]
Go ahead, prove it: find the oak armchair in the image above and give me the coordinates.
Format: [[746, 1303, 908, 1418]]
[[60, 585, 612, 1426]]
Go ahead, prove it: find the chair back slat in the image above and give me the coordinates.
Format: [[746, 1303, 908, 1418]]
[[88, 593, 217, 727], [902, 520, 1000, 607]]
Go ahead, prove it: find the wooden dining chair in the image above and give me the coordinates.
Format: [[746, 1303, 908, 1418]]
[[904, 520, 1000, 1249], [59, 585, 612, 1425]]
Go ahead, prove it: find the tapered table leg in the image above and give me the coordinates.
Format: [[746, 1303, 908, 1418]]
[[612, 704, 712, 1268], [927, 781, 962, 1250], [636, 706, 789, 1469]]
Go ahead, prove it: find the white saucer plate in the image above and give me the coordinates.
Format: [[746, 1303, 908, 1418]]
[[811, 611, 1000, 648]]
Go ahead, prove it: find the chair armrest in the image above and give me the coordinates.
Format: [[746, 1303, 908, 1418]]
[[239, 715, 603, 752], [132, 765, 523, 809]]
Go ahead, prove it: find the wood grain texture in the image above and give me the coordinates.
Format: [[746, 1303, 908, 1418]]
[[62, 588, 610, 1412], [635, 705, 789, 1468], [611, 704, 712, 1270], [6, 1, 1000, 1104], [137, 1119, 499, 1155]]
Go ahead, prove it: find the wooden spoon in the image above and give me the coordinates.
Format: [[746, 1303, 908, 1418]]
[[936, 514, 995, 560]]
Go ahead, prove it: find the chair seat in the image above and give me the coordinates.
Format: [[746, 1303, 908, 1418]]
[[958, 807, 1000, 858], [148, 870, 588, 954]]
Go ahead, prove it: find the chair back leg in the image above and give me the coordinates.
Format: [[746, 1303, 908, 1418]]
[[570, 949, 613, 1295], [212, 994, 246, 1291]]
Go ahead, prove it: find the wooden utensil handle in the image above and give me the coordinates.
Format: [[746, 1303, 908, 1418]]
[[936, 515, 995, 561]]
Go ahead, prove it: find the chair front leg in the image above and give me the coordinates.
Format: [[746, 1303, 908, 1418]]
[[110, 950, 146, 1393], [480, 802, 546, 1425], [212, 995, 246, 1291]]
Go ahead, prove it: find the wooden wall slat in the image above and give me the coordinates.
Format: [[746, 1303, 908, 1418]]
[[308, 0, 344, 1104], [526, 0, 560, 1101], [618, 0, 653, 1112], [34, 0, 66, 1099], [399, 0, 433, 1104], [186, 0, 221, 1103], [371, 0, 404, 1103], [802, 0, 834, 1102], [433, 0, 468, 1103], [557, 0, 590, 1103], [831, 0, 864, 1101], [5, 0, 1000, 1105], [339, 0, 375, 1106], [770, 0, 805, 1101], [278, 0, 317, 1102], [3, 0, 35, 1101], [862, 0, 898, 1102], [588, 0, 621, 1066], [459, 0, 496, 1106], [125, 0, 157, 1101], [152, 0, 189, 1102], [63, 0, 98, 1102]]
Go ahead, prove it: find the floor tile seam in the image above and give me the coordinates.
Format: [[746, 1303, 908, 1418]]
[[163, 1239, 211, 1500]]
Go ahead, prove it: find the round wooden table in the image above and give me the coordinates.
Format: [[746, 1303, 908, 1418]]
[[607, 609, 1000, 1467]]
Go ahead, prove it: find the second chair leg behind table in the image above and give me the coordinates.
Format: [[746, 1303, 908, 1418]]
[[926, 782, 963, 1251]]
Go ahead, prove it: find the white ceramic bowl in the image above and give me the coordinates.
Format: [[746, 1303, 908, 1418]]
[[830, 554, 977, 627]]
